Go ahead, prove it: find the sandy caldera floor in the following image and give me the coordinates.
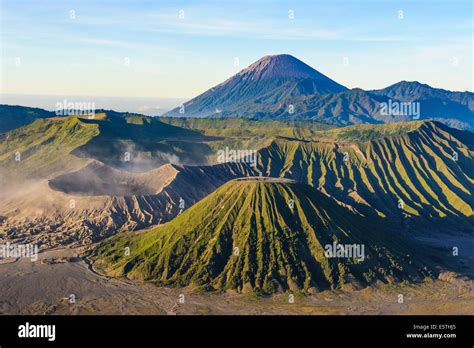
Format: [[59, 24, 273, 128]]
[[0, 246, 473, 315]]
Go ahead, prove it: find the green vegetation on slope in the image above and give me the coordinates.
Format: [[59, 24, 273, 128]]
[[90, 178, 433, 294], [0, 117, 99, 182], [0, 111, 265, 182], [158, 117, 334, 137], [252, 121, 473, 231]]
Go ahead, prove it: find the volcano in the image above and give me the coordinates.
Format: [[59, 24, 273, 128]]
[[90, 178, 433, 294], [162, 55, 474, 130], [166, 54, 347, 118]]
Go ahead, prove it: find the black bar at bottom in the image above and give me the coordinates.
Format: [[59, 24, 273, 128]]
[[0, 315, 472, 347]]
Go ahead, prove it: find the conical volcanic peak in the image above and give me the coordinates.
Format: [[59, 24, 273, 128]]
[[237, 54, 339, 81], [90, 179, 433, 294], [166, 54, 347, 118]]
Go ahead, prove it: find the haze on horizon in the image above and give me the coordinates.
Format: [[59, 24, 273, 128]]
[[1, 0, 472, 112]]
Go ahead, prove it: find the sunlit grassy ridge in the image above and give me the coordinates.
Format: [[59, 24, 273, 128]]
[[0, 117, 99, 181], [253, 121, 473, 230], [0, 113, 224, 181], [90, 178, 433, 294]]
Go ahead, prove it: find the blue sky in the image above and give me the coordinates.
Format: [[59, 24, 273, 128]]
[[1, 0, 472, 100]]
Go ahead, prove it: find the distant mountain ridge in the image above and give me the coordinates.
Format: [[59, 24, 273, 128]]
[[371, 80, 474, 107], [165, 54, 474, 131], [0, 105, 55, 133], [370, 81, 473, 130]]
